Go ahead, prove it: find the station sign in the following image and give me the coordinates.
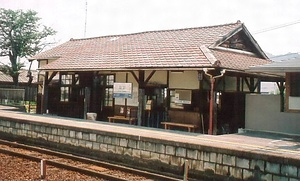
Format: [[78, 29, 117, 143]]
[[113, 83, 133, 99]]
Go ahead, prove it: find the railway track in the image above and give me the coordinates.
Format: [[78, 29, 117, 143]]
[[0, 139, 181, 181]]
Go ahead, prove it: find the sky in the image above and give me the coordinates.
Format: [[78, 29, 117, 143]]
[[1, 0, 300, 68]]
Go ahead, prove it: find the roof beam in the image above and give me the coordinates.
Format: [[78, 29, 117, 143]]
[[145, 70, 156, 84], [46, 71, 58, 84], [130, 71, 139, 83]]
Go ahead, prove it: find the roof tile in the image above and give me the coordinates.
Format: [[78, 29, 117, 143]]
[[0, 70, 38, 84], [31, 22, 269, 71]]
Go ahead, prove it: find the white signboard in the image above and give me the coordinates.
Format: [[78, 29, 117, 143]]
[[113, 83, 132, 99]]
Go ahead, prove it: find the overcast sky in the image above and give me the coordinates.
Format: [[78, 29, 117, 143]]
[[1, 0, 300, 60]]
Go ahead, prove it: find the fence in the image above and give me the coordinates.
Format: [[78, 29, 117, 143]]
[[0, 88, 25, 105]]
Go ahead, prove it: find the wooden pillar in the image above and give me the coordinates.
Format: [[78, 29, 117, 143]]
[[137, 70, 145, 126], [236, 76, 240, 92], [277, 81, 285, 112], [257, 78, 261, 93], [124, 73, 129, 117], [250, 77, 255, 93], [41, 72, 49, 114], [244, 77, 258, 93], [208, 77, 219, 135], [208, 78, 214, 135], [84, 87, 91, 119], [198, 71, 205, 133], [166, 71, 170, 110]]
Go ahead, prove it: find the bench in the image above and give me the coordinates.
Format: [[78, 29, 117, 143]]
[[161, 122, 198, 132], [161, 110, 201, 132], [108, 116, 136, 125]]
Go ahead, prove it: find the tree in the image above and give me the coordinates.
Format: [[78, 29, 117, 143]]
[[0, 8, 56, 86]]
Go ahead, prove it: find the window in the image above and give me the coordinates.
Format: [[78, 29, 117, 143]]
[[105, 88, 113, 106], [61, 74, 72, 85], [99, 74, 114, 107], [60, 73, 79, 102], [99, 74, 114, 86], [60, 87, 70, 102], [287, 73, 300, 111], [106, 75, 114, 86], [289, 73, 300, 96]]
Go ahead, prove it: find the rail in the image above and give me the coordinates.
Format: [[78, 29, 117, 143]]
[[0, 139, 181, 181]]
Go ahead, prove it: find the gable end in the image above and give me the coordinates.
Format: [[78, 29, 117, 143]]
[[210, 23, 268, 59], [219, 31, 256, 53]]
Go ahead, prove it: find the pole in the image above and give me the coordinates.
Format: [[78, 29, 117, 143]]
[[203, 68, 226, 135], [125, 73, 128, 118], [41, 72, 49, 114], [40, 159, 46, 179], [208, 78, 215, 135], [183, 159, 189, 181]]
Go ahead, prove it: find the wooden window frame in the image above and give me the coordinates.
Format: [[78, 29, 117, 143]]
[[60, 73, 80, 102]]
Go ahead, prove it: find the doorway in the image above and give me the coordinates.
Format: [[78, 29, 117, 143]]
[[90, 74, 115, 120], [218, 92, 246, 134], [144, 86, 167, 128]]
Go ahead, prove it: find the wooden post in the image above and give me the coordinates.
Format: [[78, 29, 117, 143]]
[[236, 76, 240, 92], [201, 114, 205, 134], [209, 78, 215, 135], [40, 159, 46, 179], [250, 77, 255, 93], [41, 72, 49, 114], [183, 159, 189, 181], [277, 81, 285, 112], [137, 71, 145, 126], [138, 89, 145, 126], [124, 73, 128, 118], [198, 70, 205, 133], [84, 87, 91, 119]]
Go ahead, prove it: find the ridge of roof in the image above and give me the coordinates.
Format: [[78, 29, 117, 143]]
[[69, 21, 242, 42]]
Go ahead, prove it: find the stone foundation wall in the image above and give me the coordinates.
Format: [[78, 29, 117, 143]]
[[0, 118, 299, 181]]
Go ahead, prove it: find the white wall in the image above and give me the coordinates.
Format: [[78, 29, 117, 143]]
[[245, 94, 300, 135], [169, 71, 199, 89], [289, 96, 300, 110], [146, 70, 167, 85], [115, 70, 199, 106]]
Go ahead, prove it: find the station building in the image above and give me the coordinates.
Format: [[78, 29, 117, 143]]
[[29, 21, 284, 134]]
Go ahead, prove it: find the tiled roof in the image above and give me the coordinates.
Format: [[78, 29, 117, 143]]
[[31, 22, 270, 71], [211, 49, 270, 70], [0, 70, 38, 84]]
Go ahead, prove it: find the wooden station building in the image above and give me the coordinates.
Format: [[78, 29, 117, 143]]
[[29, 21, 284, 134]]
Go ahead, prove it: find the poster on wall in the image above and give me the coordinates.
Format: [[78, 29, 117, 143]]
[[113, 83, 133, 99], [127, 87, 138, 106], [114, 97, 125, 105], [174, 90, 192, 104]]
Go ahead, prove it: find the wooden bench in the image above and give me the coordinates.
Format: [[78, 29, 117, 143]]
[[161, 122, 198, 132], [108, 116, 136, 125], [161, 110, 201, 132]]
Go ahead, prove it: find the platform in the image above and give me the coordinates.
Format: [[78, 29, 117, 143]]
[[0, 106, 299, 159], [0, 106, 299, 180]]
